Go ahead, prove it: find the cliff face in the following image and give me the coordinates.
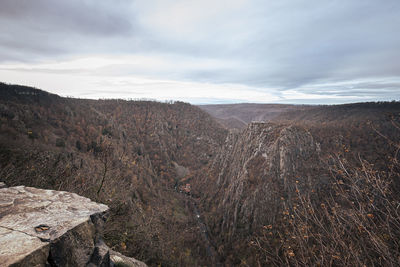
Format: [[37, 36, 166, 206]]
[[196, 122, 323, 263], [0, 186, 146, 267]]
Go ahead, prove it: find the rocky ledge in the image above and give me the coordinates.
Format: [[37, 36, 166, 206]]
[[0, 185, 146, 267]]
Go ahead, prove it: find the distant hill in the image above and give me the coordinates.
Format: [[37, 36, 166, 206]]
[[275, 101, 400, 123], [272, 101, 400, 163], [198, 103, 313, 129]]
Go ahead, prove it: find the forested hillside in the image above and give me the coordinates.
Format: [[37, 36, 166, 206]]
[[1, 82, 400, 266], [0, 82, 227, 266], [193, 102, 400, 266]]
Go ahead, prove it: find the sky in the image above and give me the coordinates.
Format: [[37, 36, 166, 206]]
[[0, 0, 399, 104]]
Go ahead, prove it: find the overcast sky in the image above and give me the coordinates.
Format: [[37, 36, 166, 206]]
[[0, 0, 399, 104]]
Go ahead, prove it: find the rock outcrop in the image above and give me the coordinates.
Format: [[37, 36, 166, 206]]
[[196, 122, 324, 258], [0, 186, 146, 267]]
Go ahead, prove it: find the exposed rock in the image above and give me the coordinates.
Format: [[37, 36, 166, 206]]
[[0, 226, 49, 267], [109, 250, 147, 267], [172, 161, 190, 178], [89, 240, 111, 267], [0, 182, 6, 188], [0, 186, 146, 267], [197, 122, 322, 242]]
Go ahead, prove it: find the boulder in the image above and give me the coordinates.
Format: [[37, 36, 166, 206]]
[[0, 186, 146, 267]]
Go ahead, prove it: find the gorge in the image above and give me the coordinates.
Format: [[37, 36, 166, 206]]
[[1, 83, 399, 266]]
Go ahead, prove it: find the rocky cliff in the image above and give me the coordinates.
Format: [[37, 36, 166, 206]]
[[0, 185, 146, 267], [195, 122, 325, 264]]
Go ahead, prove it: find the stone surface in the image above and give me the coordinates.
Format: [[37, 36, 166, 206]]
[[0, 186, 109, 242], [90, 240, 111, 267], [0, 186, 109, 266], [0, 227, 49, 267], [0, 182, 6, 189], [0, 186, 147, 267], [109, 250, 147, 267]]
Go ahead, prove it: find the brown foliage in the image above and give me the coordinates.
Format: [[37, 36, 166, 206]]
[[253, 145, 400, 266], [0, 83, 227, 266]]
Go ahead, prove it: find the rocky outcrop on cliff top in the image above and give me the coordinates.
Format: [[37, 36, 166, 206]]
[[0, 185, 146, 267]]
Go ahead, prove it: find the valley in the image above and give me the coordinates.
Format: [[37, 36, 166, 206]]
[[1, 83, 400, 266]]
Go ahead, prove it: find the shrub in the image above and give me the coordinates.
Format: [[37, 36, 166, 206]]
[[55, 138, 65, 147], [254, 153, 400, 266], [102, 127, 112, 137]]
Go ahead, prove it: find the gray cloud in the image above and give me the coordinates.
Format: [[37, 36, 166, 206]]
[[0, 0, 135, 61], [0, 0, 133, 35], [0, 0, 399, 103]]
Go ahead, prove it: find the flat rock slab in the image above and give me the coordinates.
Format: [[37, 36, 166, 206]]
[[0, 227, 49, 267], [0, 186, 109, 267]]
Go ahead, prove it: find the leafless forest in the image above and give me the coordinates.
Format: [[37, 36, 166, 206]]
[[1, 83, 399, 266]]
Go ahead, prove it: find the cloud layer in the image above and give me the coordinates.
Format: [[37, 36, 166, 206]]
[[0, 0, 399, 104]]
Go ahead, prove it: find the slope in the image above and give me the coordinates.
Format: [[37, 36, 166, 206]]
[[0, 82, 227, 266], [194, 102, 400, 265]]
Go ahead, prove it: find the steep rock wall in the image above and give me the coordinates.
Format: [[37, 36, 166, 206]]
[[196, 122, 324, 262]]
